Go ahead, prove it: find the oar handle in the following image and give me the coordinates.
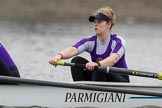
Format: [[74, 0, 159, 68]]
[[157, 72, 162, 80], [56, 61, 85, 68]]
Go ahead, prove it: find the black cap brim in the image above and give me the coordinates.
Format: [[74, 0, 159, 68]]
[[89, 16, 104, 22], [88, 13, 111, 22]]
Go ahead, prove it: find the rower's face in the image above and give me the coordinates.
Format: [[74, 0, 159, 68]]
[[93, 19, 111, 34]]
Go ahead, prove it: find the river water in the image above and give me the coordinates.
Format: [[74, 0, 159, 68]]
[[1, 21, 162, 108]]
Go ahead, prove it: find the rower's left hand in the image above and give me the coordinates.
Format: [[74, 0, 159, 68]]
[[86, 62, 98, 71]]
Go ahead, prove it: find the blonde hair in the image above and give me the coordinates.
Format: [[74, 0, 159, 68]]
[[93, 6, 116, 28]]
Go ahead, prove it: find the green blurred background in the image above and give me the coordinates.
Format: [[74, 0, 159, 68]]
[[0, 0, 161, 23]]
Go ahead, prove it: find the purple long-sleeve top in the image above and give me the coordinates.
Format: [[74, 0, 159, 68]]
[[73, 34, 127, 68]]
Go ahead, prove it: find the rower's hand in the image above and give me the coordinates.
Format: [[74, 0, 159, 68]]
[[48, 55, 62, 66], [86, 62, 98, 71]]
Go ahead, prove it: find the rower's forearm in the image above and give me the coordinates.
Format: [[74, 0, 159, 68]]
[[100, 56, 119, 66], [100, 58, 115, 66], [60, 47, 78, 59]]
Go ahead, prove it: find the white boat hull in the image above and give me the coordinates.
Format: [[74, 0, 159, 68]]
[[0, 76, 162, 107]]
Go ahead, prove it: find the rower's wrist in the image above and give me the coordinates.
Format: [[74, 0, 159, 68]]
[[57, 53, 64, 59]]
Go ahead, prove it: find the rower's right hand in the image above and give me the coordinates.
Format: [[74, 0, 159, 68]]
[[86, 62, 98, 71], [48, 55, 62, 65]]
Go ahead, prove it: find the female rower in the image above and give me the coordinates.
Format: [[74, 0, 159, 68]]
[[0, 43, 20, 77], [49, 6, 129, 82]]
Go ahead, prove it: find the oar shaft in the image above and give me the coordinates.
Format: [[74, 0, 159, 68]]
[[97, 66, 162, 80], [56, 61, 162, 80], [108, 67, 158, 79]]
